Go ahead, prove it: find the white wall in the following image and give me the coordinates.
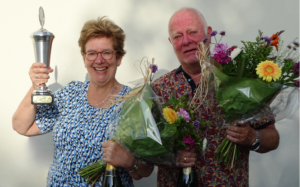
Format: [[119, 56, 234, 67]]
[[0, 0, 299, 186]]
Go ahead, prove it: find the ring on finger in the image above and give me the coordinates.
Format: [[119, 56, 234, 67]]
[[184, 157, 187, 161], [36, 74, 38, 79]]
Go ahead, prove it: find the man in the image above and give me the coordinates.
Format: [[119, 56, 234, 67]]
[[152, 8, 279, 186]]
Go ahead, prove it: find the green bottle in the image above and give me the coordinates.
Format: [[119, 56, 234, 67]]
[[177, 167, 198, 187], [102, 164, 122, 187]]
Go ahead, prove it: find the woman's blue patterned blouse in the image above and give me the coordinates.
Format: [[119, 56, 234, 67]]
[[35, 81, 133, 187]]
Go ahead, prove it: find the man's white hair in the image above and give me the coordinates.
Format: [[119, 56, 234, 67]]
[[169, 7, 208, 35]]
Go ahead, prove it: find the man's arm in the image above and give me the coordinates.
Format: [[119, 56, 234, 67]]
[[226, 123, 279, 153]]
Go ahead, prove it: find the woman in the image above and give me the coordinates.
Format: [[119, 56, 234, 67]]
[[12, 17, 153, 186]]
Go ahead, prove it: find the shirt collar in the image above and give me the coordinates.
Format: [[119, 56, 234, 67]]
[[175, 65, 197, 91], [175, 65, 184, 75]]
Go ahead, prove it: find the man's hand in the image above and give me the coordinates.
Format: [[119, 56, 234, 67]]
[[176, 149, 197, 168], [226, 122, 279, 153], [226, 122, 256, 147]]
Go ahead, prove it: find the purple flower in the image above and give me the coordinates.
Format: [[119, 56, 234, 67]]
[[183, 134, 195, 150], [292, 62, 299, 76], [260, 36, 271, 46], [193, 120, 200, 132], [260, 36, 270, 41], [265, 36, 271, 44], [293, 41, 299, 47], [202, 37, 208, 44], [278, 30, 285, 35], [212, 44, 236, 64], [220, 31, 226, 36], [210, 30, 218, 36], [150, 64, 158, 73], [287, 45, 292, 49], [212, 43, 228, 55], [176, 108, 191, 122], [293, 47, 297, 51], [214, 54, 231, 64]]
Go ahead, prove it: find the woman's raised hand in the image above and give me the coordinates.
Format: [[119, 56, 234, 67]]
[[29, 62, 53, 89]]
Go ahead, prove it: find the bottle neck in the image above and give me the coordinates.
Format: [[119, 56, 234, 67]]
[[105, 163, 119, 177], [103, 163, 123, 186], [182, 167, 192, 175], [106, 163, 117, 171]]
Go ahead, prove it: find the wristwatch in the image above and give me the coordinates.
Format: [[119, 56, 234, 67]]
[[251, 131, 260, 151]]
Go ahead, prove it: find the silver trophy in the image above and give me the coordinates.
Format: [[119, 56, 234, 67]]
[[31, 7, 55, 105]]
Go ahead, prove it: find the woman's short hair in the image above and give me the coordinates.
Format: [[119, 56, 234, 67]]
[[78, 16, 126, 60]]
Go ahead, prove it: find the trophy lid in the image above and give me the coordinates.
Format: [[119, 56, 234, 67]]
[[32, 29, 54, 37], [31, 7, 55, 38]]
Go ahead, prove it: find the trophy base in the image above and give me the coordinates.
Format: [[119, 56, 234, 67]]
[[31, 94, 54, 105], [31, 86, 54, 105]]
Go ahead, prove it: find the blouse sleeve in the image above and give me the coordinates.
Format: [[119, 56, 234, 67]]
[[35, 81, 82, 134]]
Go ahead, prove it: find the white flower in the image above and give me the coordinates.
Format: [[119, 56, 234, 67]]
[[230, 48, 242, 60], [202, 138, 207, 152]]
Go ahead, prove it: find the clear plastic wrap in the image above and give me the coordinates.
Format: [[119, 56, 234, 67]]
[[108, 82, 176, 165], [270, 86, 299, 122]]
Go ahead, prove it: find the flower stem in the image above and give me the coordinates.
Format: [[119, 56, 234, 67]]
[[231, 144, 236, 168]]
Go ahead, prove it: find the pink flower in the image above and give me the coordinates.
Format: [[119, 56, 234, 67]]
[[176, 108, 191, 122], [183, 134, 195, 150], [183, 134, 194, 144], [213, 45, 236, 64], [212, 43, 228, 55]]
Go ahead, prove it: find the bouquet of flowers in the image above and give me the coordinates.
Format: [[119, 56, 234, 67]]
[[78, 58, 177, 185], [156, 88, 211, 184], [197, 30, 299, 167], [159, 93, 211, 153]]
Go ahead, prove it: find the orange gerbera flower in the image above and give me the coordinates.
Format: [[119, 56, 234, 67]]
[[256, 60, 282, 82], [163, 107, 178, 124]]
